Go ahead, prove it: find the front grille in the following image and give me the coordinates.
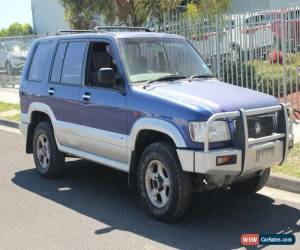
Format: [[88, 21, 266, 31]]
[[247, 114, 276, 138]]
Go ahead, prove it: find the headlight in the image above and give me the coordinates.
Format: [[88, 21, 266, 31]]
[[188, 121, 231, 143]]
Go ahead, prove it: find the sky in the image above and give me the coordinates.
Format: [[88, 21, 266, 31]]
[[0, 0, 32, 29]]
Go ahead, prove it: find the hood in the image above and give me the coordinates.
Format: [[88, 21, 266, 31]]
[[146, 78, 279, 114]]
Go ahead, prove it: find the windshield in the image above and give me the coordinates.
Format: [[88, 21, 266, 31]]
[[4, 41, 27, 52], [118, 37, 213, 84]]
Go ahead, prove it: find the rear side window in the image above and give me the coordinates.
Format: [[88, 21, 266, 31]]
[[61, 41, 87, 85], [28, 42, 52, 82], [50, 42, 67, 83]]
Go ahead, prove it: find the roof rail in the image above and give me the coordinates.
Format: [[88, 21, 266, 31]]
[[93, 26, 151, 32], [59, 29, 94, 34]]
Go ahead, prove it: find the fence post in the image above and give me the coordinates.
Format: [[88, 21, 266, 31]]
[[281, 9, 287, 103], [215, 15, 221, 79], [162, 12, 166, 32]]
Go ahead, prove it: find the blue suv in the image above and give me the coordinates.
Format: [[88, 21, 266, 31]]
[[19, 27, 294, 221]]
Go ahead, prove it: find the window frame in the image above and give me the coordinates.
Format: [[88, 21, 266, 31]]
[[48, 39, 88, 86], [27, 41, 53, 83], [49, 41, 68, 84], [84, 39, 124, 93]]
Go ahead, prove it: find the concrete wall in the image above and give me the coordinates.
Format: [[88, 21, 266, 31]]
[[31, 0, 69, 35]]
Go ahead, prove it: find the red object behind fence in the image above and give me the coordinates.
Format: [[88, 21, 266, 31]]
[[268, 49, 283, 64]]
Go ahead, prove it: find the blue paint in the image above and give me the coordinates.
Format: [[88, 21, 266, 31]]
[[20, 32, 279, 150]]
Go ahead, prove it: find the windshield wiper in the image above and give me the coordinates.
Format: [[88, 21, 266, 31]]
[[144, 74, 187, 89], [188, 74, 214, 81]]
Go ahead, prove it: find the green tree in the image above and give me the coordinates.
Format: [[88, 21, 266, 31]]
[[185, 0, 231, 20], [59, 0, 180, 29], [58, 0, 109, 29], [0, 23, 33, 37], [112, 0, 149, 26]]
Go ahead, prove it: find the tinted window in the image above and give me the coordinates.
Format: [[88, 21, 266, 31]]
[[28, 42, 52, 82], [51, 42, 67, 83], [61, 42, 87, 85]]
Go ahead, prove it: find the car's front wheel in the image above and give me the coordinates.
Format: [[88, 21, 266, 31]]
[[230, 168, 271, 194], [138, 142, 192, 222], [33, 121, 65, 178]]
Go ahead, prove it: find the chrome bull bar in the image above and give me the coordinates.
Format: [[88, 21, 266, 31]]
[[203, 104, 293, 173]]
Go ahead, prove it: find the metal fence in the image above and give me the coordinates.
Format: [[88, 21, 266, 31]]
[[0, 35, 42, 88], [1, 7, 300, 108], [159, 6, 300, 108]]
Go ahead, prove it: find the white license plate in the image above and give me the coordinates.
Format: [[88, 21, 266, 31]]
[[255, 147, 274, 162]]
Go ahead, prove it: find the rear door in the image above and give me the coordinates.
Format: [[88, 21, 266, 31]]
[[47, 40, 88, 148]]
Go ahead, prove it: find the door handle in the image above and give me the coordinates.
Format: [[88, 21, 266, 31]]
[[82, 92, 90, 101], [48, 87, 55, 95]]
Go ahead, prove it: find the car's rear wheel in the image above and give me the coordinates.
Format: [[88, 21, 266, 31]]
[[230, 168, 270, 194], [33, 121, 65, 178], [138, 142, 192, 222]]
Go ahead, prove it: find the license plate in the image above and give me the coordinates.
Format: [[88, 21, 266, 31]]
[[255, 147, 274, 162]]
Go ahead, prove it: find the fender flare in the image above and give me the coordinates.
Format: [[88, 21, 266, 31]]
[[24, 102, 60, 150], [127, 117, 188, 188], [24, 102, 57, 125], [127, 117, 187, 151]]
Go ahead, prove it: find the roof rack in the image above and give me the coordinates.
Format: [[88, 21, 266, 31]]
[[93, 26, 151, 32], [58, 26, 151, 35], [59, 29, 94, 34]]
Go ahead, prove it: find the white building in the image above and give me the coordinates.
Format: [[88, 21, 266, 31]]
[[31, 0, 70, 35], [230, 0, 300, 13]]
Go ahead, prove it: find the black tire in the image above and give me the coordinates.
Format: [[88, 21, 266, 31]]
[[230, 168, 271, 194], [137, 142, 192, 222], [33, 121, 65, 178]]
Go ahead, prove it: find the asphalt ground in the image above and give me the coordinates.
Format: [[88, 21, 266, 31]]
[[0, 126, 299, 250]]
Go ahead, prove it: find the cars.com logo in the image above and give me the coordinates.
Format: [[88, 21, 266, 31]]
[[241, 234, 296, 246]]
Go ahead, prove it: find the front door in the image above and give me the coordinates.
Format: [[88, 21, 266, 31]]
[[79, 41, 127, 163]]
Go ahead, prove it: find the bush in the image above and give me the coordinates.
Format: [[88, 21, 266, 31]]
[[255, 61, 299, 97], [222, 58, 300, 97], [222, 61, 256, 89]]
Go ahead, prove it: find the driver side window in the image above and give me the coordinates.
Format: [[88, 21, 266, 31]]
[[86, 42, 118, 89]]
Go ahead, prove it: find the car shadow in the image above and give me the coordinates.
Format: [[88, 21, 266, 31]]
[[12, 159, 300, 250]]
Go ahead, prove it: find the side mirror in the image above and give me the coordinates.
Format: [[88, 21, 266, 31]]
[[97, 68, 119, 87]]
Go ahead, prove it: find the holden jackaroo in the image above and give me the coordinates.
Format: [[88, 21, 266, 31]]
[[19, 27, 294, 221]]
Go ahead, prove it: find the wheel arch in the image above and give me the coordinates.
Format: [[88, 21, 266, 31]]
[[127, 118, 187, 188], [128, 118, 186, 150], [25, 103, 56, 153]]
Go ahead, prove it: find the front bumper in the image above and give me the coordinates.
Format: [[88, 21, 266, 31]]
[[177, 104, 294, 176]]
